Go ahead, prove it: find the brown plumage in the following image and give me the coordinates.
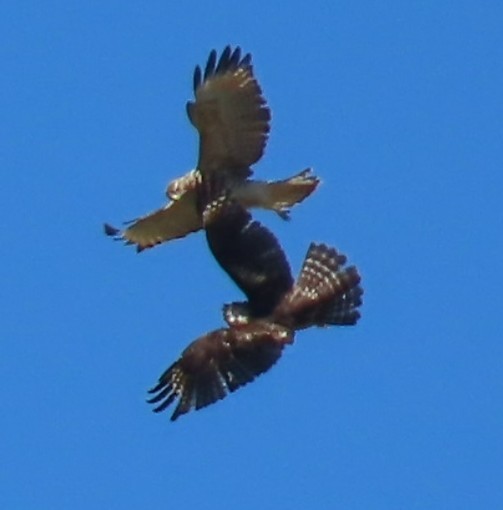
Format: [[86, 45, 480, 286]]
[[103, 168, 319, 252], [147, 197, 363, 421], [104, 46, 319, 252], [147, 240, 362, 421], [187, 46, 270, 179], [103, 46, 364, 422], [147, 323, 293, 421]]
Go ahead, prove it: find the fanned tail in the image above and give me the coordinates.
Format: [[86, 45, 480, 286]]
[[274, 243, 363, 329]]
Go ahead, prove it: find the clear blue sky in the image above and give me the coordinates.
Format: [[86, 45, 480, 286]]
[[2, 2, 502, 508]]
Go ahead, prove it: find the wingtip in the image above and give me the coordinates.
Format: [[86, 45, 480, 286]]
[[193, 65, 202, 93], [103, 223, 120, 236], [170, 411, 181, 421], [215, 46, 232, 74], [203, 49, 217, 81], [297, 168, 322, 185], [196, 46, 254, 90]]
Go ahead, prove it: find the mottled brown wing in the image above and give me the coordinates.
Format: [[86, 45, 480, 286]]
[[147, 323, 293, 421], [274, 243, 363, 329], [186, 46, 270, 178], [103, 187, 201, 252], [203, 196, 294, 318]]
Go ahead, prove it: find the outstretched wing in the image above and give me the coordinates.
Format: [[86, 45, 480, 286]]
[[230, 168, 321, 220], [187, 46, 270, 179], [103, 187, 201, 252], [147, 323, 292, 421], [274, 243, 363, 328], [203, 196, 294, 318]]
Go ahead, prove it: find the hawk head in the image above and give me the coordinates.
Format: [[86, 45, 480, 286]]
[[165, 169, 199, 200]]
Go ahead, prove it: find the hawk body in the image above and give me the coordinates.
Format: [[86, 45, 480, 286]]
[[200, 194, 362, 327], [104, 168, 319, 252], [147, 240, 362, 421], [203, 197, 294, 317], [147, 192, 362, 421], [103, 45, 364, 423], [104, 46, 319, 252]]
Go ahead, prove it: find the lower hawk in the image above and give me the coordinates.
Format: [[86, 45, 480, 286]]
[[147, 194, 363, 421]]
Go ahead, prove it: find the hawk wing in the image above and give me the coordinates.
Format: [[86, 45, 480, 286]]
[[103, 168, 319, 252], [231, 168, 321, 220], [147, 322, 293, 421], [103, 187, 201, 252], [203, 196, 294, 318], [186, 46, 270, 179]]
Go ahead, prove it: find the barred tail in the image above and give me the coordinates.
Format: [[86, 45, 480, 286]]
[[275, 243, 363, 329], [313, 285, 363, 326]]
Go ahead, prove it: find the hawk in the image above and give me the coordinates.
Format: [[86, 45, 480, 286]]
[[147, 240, 362, 421], [104, 46, 319, 252], [103, 168, 318, 252], [147, 197, 363, 420]]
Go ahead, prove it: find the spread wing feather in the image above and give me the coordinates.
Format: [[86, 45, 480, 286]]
[[147, 323, 292, 421], [187, 46, 271, 178], [103, 188, 201, 252]]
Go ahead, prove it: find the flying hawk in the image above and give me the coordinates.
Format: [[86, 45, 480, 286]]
[[147, 196, 363, 420], [104, 46, 319, 252], [104, 168, 318, 252], [147, 240, 362, 421]]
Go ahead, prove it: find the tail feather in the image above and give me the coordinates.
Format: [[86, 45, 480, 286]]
[[274, 243, 363, 329], [314, 285, 363, 326]]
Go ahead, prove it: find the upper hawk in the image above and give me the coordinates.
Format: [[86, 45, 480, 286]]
[[104, 46, 319, 252]]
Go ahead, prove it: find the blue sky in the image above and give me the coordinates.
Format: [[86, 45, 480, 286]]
[[2, 1, 502, 508]]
